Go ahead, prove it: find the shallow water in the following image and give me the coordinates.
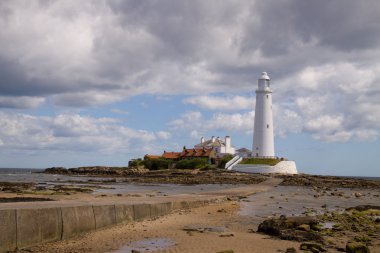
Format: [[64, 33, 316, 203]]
[[0, 168, 245, 196], [239, 185, 380, 218], [93, 183, 244, 196], [113, 238, 176, 253]]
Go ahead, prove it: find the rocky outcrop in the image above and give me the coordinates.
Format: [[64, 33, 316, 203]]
[[68, 166, 127, 175], [44, 167, 68, 174], [346, 205, 380, 211], [44, 166, 128, 175], [278, 174, 380, 189], [0, 182, 35, 193], [257, 216, 323, 242]]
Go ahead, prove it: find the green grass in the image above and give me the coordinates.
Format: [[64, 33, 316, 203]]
[[240, 158, 281, 166]]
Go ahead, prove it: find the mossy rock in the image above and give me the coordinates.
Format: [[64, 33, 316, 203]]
[[346, 242, 370, 253], [300, 242, 326, 252], [286, 247, 297, 253], [297, 224, 311, 231]]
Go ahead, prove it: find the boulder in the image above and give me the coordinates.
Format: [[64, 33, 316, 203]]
[[280, 229, 323, 242], [346, 242, 370, 253], [297, 224, 311, 231], [286, 247, 297, 253], [258, 216, 323, 242], [300, 242, 326, 252], [258, 216, 317, 235]]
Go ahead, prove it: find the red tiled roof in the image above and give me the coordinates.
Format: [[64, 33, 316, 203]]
[[180, 148, 213, 158], [144, 155, 161, 159], [160, 148, 213, 159], [162, 152, 181, 159]]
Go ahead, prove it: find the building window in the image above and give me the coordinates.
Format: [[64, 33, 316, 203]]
[[267, 124, 269, 128], [266, 95, 269, 99]]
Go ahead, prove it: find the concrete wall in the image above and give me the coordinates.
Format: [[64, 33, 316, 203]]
[[0, 198, 215, 253], [0, 209, 16, 253], [233, 161, 298, 174], [17, 208, 62, 248]]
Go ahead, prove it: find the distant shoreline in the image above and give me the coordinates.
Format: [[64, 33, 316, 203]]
[[0, 167, 378, 180]]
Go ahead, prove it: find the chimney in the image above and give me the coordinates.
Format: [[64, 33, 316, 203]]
[[211, 136, 216, 142], [201, 136, 205, 143], [225, 136, 231, 150]]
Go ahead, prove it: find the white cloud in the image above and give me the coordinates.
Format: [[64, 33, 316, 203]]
[[0, 112, 168, 154], [273, 106, 303, 137], [275, 62, 380, 142], [169, 111, 203, 129], [156, 131, 171, 140], [190, 130, 200, 139], [184, 95, 253, 111], [169, 110, 254, 134], [304, 115, 344, 134]]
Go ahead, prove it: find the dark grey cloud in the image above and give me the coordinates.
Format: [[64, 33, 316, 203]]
[[242, 0, 380, 55]]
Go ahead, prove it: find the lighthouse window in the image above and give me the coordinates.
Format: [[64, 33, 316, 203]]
[[266, 95, 269, 99], [267, 124, 269, 128]]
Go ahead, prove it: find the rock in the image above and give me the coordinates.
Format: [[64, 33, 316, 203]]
[[280, 229, 323, 242], [346, 242, 370, 253], [300, 242, 326, 252], [286, 247, 297, 253], [44, 167, 68, 174], [219, 233, 234, 237], [216, 251, 234, 253], [354, 192, 363, 198], [258, 216, 323, 242], [297, 224, 310, 231], [346, 205, 380, 211]]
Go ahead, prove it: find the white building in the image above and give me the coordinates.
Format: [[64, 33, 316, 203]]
[[194, 136, 235, 155], [235, 147, 251, 158], [252, 72, 275, 157]]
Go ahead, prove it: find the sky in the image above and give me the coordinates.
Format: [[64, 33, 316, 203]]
[[0, 0, 380, 176]]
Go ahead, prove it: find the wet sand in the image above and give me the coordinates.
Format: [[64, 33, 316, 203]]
[[20, 201, 301, 253]]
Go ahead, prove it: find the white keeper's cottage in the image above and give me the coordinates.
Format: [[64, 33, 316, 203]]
[[194, 136, 235, 155]]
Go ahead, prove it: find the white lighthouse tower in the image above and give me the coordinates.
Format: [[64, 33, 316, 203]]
[[227, 72, 298, 174], [252, 72, 275, 157]]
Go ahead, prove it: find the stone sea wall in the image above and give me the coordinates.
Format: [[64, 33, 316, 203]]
[[0, 199, 216, 253]]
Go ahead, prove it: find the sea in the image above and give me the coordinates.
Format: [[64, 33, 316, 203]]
[[0, 168, 245, 196]]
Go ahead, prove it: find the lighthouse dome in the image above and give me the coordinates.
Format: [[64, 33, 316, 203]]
[[260, 72, 270, 80]]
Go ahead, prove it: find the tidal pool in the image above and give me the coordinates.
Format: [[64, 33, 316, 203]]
[[113, 238, 176, 253]]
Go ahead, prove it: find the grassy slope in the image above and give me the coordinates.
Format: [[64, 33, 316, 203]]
[[240, 158, 281, 166]]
